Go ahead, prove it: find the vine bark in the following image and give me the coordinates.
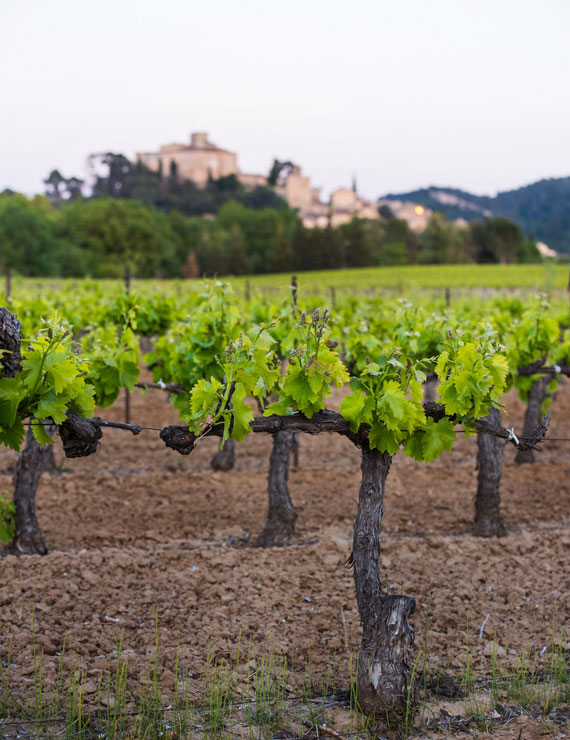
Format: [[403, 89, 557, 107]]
[[210, 437, 236, 471], [351, 444, 416, 719], [515, 377, 547, 464], [10, 427, 54, 555], [472, 407, 506, 537], [256, 430, 297, 547]]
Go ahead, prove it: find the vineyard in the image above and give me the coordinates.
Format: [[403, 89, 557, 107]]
[[0, 269, 569, 739]]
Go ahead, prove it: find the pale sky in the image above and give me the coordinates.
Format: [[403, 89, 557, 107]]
[[2, 0, 569, 200]]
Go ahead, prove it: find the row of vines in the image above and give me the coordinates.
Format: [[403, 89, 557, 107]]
[[0, 278, 567, 722]]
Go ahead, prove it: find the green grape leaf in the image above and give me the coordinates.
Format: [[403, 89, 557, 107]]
[[488, 354, 509, 395], [31, 421, 54, 446], [404, 418, 456, 462], [378, 380, 408, 430], [68, 384, 96, 419], [409, 378, 424, 406], [264, 398, 293, 416], [435, 351, 449, 379], [35, 391, 70, 424], [0, 419, 25, 451], [340, 390, 374, 433], [45, 356, 78, 394], [402, 430, 424, 460], [308, 368, 325, 395], [118, 357, 140, 391], [230, 383, 254, 441], [422, 417, 456, 462], [190, 377, 223, 421], [0, 378, 24, 428], [283, 367, 316, 409], [368, 421, 402, 455]]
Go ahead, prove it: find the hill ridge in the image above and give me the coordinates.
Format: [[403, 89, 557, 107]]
[[381, 176, 570, 252]]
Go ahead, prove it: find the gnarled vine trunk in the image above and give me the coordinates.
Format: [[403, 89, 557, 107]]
[[515, 377, 547, 464], [352, 445, 416, 719], [256, 430, 297, 547], [472, 407, 506, 537], [210, 437, 236, 471], [0, 307, 51, 555], [11, 427, 53, 555]]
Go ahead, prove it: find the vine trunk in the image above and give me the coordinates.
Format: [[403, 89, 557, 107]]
[[472, 407, 506, 537], [352, 445, 416, 720], [256, 430, 297, 547], [515, 377, 547, 464]]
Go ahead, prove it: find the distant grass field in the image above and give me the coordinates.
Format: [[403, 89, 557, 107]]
[[231, 263, 569, 295], [11, 263, 570, 301]]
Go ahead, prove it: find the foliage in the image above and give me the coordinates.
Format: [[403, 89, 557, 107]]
[[0, 316, 95, 450], [89, 153, 288, 216], [435, 327, 509, 426], [188, 326, 281, 445], [57, 198, 181, 278], [80, 325, 140, 408], [145, 283, 243, 414], [0, 276, 564, 459], [1, 181, 543, 279], [264, 308, 349, 418]]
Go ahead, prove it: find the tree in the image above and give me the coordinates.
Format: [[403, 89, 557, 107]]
[[89, 153, 134, 198], [470, 217, 527, 264], [268, 223, 294, 273], [290, 221, 311, 271], [58, 198, 179, 278], [195, 228, 227, 276], [488, 217, 524, 264], [43, 170, 66, 204], [0, 193, 63, 275], [224, 224, 250, 275], [64, 176, 84, 201], [267, 159, 295, 187], [341, 218, 373, 268], [417, 213, 453, 264]]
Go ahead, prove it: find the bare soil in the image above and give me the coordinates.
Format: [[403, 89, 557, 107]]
[[0, 381, 569, 737]]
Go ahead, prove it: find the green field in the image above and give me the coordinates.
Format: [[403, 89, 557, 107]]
[[232, 263, 569, 294], [7, 263, 570, 307]]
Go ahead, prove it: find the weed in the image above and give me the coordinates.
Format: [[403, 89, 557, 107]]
[[422, 594, 432, 691], [203, 641, 236, 738], [245, 642, 288, 737], [404, 648, 423, 738]]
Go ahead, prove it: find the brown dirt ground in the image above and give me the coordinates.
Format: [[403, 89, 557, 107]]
[[0, 379, 569, 738]]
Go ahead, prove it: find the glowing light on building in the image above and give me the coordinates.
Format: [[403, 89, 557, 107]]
[[414, 205, 425, 215]]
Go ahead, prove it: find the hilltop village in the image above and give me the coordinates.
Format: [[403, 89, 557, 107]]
[[135, 131, 433, 231]]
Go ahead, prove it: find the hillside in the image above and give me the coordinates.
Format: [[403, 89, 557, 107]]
[[382, 177, 570, 253]]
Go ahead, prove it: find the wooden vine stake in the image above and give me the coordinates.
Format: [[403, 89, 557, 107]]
[[124, 267, 131, 424], [291, 275, 300, 469]]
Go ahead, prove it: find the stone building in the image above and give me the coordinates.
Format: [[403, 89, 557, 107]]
[[273, 166, 381, 228], [135, 132, 265, 189], [328, 188, 380, 227]]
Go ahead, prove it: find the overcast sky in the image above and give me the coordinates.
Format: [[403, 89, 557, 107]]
[[2, 0, 569, 200]]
